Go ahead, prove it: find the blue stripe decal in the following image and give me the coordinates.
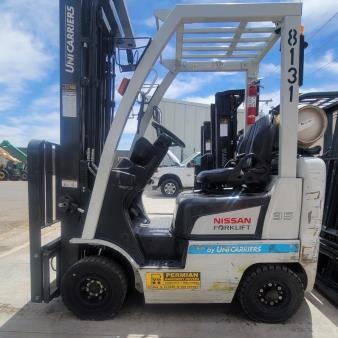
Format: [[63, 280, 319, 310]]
[[188, 244, 299, 255]]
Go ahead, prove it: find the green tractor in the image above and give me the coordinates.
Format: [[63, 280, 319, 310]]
[[0, 146, 26, 181], [0, 141, 27, 181]]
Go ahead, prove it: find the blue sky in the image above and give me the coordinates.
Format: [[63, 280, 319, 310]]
[[0, 0, 337, 147]]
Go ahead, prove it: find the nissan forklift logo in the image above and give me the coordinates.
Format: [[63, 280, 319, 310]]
[[213, 217, 252, 231], [65, 5, 75, 73]]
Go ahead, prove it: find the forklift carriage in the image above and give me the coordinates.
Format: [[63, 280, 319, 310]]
[[28, 1, 327, 322]]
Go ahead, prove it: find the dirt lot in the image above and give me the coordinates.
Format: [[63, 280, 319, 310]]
[[0, 182, 337, 338]]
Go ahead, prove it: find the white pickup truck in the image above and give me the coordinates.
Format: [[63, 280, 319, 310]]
[[150, 151, 201, 197]]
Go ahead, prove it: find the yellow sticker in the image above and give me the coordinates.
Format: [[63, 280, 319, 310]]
[[146, 272, 201, 289]]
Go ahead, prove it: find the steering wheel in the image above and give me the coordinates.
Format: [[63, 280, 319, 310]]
[[151, 121, 185, 148]]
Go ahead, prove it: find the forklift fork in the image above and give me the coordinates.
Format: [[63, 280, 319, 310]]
[[28, 140, 61, 303]]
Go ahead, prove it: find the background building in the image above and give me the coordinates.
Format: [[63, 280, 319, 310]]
[[145, 97, 245, 161]]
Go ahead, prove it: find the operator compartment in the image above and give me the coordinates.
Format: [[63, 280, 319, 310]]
[[171, 113, 277, 241]]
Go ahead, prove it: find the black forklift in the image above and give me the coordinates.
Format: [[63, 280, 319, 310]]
[[301, 92, 338, 306], [270, 91, 338, 306], [199, 89, 246, 173]]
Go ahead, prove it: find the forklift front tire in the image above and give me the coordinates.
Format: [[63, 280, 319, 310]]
[[61, 256, 127, 320], [238, 264, 304, 323]]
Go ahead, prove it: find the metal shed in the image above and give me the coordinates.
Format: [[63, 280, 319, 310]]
[[144, 97, 246, 161], [144, 98, 210, 160]]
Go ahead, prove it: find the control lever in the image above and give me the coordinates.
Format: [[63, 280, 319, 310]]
[[58, 195, 84, 214]]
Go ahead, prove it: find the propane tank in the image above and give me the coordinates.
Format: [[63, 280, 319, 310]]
[[273, 104, 327, 148], [297, 105, 327, 148]]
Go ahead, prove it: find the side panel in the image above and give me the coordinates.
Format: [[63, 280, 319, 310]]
[[297, 157, 326, 291], [174, 192, 270, 240], [192, 206, 261, 236], [141, 240, 300, 304], [262, 177, 302, 239]]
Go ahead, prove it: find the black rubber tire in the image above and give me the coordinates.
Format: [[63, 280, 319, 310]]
[[238, 265, 304, 323], [21, 172, 28, 181], [0, 170, 8, 181], [61, 256, 127, 320], [160, 178, 181, 197]]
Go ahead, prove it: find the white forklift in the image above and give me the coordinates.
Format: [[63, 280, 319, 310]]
[[28, 1, 326, 323]]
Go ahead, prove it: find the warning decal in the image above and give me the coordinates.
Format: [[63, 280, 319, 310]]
[[146, 272, 201, 290]]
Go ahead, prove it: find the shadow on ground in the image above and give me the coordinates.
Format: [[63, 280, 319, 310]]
[[0, 290, 317, 338]]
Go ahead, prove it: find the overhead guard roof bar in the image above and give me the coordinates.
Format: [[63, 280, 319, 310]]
[[81, 2, 302, 240], [154, 4, 288, 73]]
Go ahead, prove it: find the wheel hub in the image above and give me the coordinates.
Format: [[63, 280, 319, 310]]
[[257, 282, 285, 306], [80, 277, 107, 301], [164, 182, 176, 195]]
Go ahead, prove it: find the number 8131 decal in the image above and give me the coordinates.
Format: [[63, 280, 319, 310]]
[[287, 28, 298, 102]]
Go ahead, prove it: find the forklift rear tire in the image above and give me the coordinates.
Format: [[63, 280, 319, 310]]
[[160, 178, 180, 197], [61, 256, 127, 320], [238, 264, 304, 323]]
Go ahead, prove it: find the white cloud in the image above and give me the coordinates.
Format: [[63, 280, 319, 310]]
[[0, 11, 54, 114], [259, 90, 280, 113], [0, 122, 59, 146], [0, 125, 22, 143], [143, 17, 156, 29], [30, 84, 60, 112], [302, 0, 338, 34], [164, 73, 219, 99], [0, 95, 17, 112], [305, 50, 338, 76], [0, 0, 58, 48], [183, 94, 214, 105], [260, 62, 280, 77], [0, 13, 53, 88], [1, 84, 60, 146]]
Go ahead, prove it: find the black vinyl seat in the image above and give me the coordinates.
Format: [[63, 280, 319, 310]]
[[196, 115, 276, 191], [130, 137, 156, 166], [115, 134, 172, 187]]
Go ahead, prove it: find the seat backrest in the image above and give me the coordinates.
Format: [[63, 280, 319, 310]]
[[237, 114, 276, 167], [130, 137, 156, 166], [128, 134, 171, 188], [142, 133, 172, 183]]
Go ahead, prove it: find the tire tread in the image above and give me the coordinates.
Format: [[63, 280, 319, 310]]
[[61, 255, 127, 320], [239, 264, 304, 323]]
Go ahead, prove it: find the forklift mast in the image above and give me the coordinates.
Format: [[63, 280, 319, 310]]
[[199, 89, 245, 172], [213, 89, 245, 168], [28, 0, 135, 303], [201, 121, 211, 156]]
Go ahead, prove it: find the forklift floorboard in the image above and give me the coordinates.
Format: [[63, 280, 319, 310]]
[[0, 183, 337, 338]]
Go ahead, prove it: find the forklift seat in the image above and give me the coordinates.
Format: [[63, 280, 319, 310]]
[[130, 137, 156, 166], [114, 134, 172, 194], [196, 115, 276, 190]]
